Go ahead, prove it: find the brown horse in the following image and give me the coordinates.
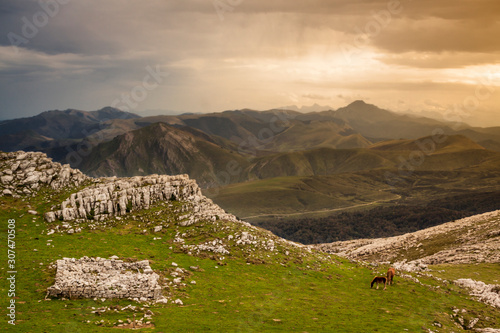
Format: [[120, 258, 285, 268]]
[[387, 267, 396, 286], [371, 276, 387, 290]]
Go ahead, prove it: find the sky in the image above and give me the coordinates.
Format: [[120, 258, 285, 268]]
[[1, 0, 499, 126]]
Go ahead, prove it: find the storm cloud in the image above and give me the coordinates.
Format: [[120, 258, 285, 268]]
[[0, 0, 499, 125]]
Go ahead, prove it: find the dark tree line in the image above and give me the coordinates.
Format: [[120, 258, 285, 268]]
[[254, 191, 500, 245]]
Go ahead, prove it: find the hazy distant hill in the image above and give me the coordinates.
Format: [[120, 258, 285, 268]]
[[3, 101, 500, 165], [0, 107, 140, 152], [0, 107, 139, 139], [276, 103, 334, 112], [296, 100, 457, 141], [3, 101, 500, 192]]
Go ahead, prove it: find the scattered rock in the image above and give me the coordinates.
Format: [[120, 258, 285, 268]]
[[393, 260, 428, 273]]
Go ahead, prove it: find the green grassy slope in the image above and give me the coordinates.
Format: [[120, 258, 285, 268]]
[[261, 120, 372, 151], [1, 187, 499, 332], [207, 174, 399, 219]]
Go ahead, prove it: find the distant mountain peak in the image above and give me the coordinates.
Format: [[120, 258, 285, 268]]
[[347, 100, 369, 107], [344, 100, 383, 111]]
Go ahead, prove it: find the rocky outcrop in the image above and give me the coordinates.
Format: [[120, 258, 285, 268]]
[[47, 257, 163, 301], [43, 173, 239, 225], [0, 151, 88, 197], [313, 210, 500, 265], [455, 279, 500, 309], [0, 151, 238, 226]]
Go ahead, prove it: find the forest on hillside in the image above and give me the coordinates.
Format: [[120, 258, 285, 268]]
[[254, 191, 500, 244]]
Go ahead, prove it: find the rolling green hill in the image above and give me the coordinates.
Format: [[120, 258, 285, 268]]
[[206, 174, 400, 219], [207, 135, 500, 224], [77, 126, 500, 223]]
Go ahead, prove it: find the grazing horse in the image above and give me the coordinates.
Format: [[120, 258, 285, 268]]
[[371, 276, 387, 290], [387, 267, 396, 286]]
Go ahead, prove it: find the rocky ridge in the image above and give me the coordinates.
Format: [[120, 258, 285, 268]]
[[0, 151, 240, 229], [0, 151, 88, 197], [313, 210, 500, 265], [314, 209, 500, 318], [43, 173, 238, 227]]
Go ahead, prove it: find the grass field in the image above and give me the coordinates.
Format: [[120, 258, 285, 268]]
[[206, 174, 399, 220], [1, 187, 499, 332]]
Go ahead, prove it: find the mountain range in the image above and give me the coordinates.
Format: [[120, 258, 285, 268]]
[[2, 101, 500, 237], [3, 101, 500, 165]]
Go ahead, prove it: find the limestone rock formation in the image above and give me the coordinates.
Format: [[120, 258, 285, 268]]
[[0, 151, 239, 227], [43, 173, 239, 225], [455, 279, 500, 309], [47, 257, 162, 300], [0, 151, 88, 197]]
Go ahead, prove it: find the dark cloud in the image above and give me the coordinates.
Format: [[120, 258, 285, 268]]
[[0, 0, 499, 125]]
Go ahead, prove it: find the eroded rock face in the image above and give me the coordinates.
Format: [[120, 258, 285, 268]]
[[0, 151, 88, 197], [44, 174, 238, 225], [47, 257, 162, 300]]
